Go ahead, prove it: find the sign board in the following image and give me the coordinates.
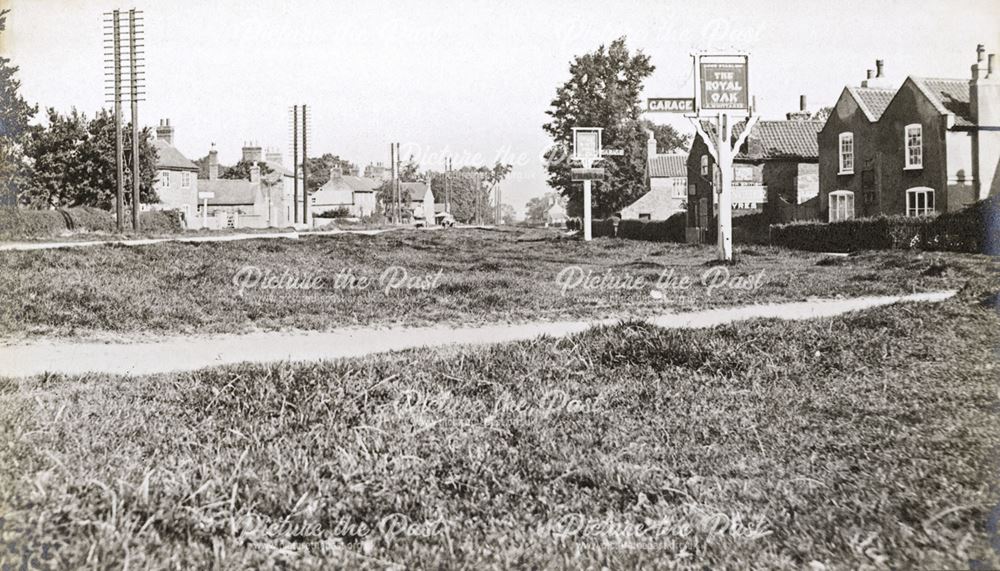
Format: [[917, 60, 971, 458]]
[[572, 128, 602, 162], [198, 191, 215, 199], [600, 149, 624, 156], [647, 98, 695, 113], [699, 60, 749, 111], [571, 167, 605, 181]]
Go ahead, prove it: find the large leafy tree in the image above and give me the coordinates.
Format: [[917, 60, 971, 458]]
[[526, 192, 564, 223], [543, 37, 687, 217], [221, 159, 274, 181], [22, 108, 159, 208], [0, 9, 39, 206], [304, 153, 357, 193]]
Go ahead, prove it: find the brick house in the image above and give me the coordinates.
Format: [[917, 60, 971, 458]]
[[150, 119, 199, 222], [686, 116, 822, 240], [818, 46, 1000, 221], [621, 133, 687, 220], [310, 166, 379, 218]]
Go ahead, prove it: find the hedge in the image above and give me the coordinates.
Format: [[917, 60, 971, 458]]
[[0, 207, 185, 240], [616, 213, 686, 242], [770, 195, 999, 254]]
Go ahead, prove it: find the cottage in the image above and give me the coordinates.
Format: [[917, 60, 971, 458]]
[[240, 142, 300, 226], [622, 133, 687, 220], [686, 112, 823, 241], [150, 119, 199, 223], [400, 181, 435, 222], [310, 166, 379, 218], [818, 46, 1000, 221], [198, 148, 283, 229]]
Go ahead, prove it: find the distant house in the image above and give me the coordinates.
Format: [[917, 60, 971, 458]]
[[400, 181, 435, 222], [622, 133, 687, 220], [686, 115, 823, 240], [819, 47, 1000, 221], [150, 119, 199, 223], [197, 147, 283, 229], [363, 162, 392, 184], [546, 199, 568, 226], [239, 143, 300, 226], [310, 166, 379, 218]]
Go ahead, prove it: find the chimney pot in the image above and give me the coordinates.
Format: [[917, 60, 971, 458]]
[[867, 69, 874, 79], [876, 60, 884, 78], [978, 44, 986, 62], [989, 53, 996, 78], [800, 94, 807, 112]]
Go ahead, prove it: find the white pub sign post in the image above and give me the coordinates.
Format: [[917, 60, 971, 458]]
[[646, 53, 757, 261], [571, 127, 603, 241], [690, 52, 757, 261]]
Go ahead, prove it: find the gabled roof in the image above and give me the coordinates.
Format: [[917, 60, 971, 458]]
[[401, 182, 431, 201], [317, 175, 379, 194], [909, 77, 974, 127], [263, 160, 293, 178], [648, 154, 687, 178], [623, 187, 682, 215], [699, 119, 823, 161], [153, 139, 199, 172], [199, 179, 259, 206], [846, 86, 895, 122]]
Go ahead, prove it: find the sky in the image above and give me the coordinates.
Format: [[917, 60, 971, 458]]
[[3, 0, 998, 215]]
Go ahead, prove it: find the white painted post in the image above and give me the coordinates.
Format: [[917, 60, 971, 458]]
[[717, 113, 733, 261], [202, 198, 208, 229], [583, 179, 593, 241]]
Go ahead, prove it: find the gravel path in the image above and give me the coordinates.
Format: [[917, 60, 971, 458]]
[[0, 290, 956, 378]]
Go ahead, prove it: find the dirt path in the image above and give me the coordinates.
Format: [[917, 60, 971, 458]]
[[0, 291, 956, 378]]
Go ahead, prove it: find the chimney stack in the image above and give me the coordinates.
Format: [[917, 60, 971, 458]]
[[250, 161, 261, 184], [265, 148, 283, 165], [970, 44, 1000, 201], [875, 59, 884, 78], [800, 94, 807, 112], [156, 118, 174, 145], [242, 141, 263, 163], [330, 165, 343, 180], [646, 129, 657, 158], [208, 143, 219, 180]]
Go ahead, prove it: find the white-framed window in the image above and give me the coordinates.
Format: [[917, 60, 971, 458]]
[[700, 155, 709, 176], [838, 133, 854, 174], [906, 187, 935, 217], [904, 124, 922, 169], [160, 171, 169, 188], [182, 171, 191, 188], [829, 190, 854, 222]]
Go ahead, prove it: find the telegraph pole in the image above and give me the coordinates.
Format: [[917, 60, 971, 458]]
[[128, 9, 142, 232], [444, 157, 451, 213], [394, 142, 402, 224], [292, 105, 299, 224], [301, 104, 309, 225], [106, 10, 124, 232]]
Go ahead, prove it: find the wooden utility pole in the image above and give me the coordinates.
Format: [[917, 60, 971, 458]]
[[292, 105, 299, 224], [444, 157, 451, 213], [394, 142, 402, 224], [110, 10, 124, 232], [129, 9, 140, 232], [302, 104, 308, 225]]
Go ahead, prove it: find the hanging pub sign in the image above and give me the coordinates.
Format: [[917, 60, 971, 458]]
[[698, 56, 749, 112]]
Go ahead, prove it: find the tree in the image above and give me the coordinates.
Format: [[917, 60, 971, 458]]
[[811, 106, 833, 122], [543, 37, 673, 217], [500, 203, 516, 225], [304, 153, 357, 193], [642, 120, 689, 155], [221, 159, 274, 181], [0, 9, 39, 206], [22, 108, 159, 209]]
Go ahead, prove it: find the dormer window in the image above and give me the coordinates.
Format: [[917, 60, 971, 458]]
[[904, 124, 922, 169], [838, 133, 854, 175]]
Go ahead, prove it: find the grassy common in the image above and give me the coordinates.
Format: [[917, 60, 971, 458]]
[[0, 286, 998, 568], [0, 227, 990, 341]]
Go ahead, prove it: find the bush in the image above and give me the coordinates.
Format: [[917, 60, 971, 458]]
[[316, 206, 351, 219], [617, 213, 686, 242], [65, 206, 117, 233], [0, 208, 68, 240], [590, 218, 616, 238], [771, 196, 999, 254]]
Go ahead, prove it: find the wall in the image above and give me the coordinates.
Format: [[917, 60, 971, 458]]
[[154, 169, 198, 212], [818, 89, 879, 221], [946, 130, 977, 211]]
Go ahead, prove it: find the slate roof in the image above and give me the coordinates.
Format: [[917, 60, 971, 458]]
[[317, 175, 379, 194], [648, 154, 687, 178], [847, 86, 895, 122], [153, 139, 199, 171], [401, 182, 431, 201], [910, 77, 974, 127], [699, 119, 823, 161], [199, 179, 258, 206], [623, 187, 683, 216]]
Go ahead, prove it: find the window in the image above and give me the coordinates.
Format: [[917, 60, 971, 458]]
[[905, 124, 922, 169], [829, 190, 854, 222], [906, 187, 934, 217], [160, 172, 170, 188], [182, 172, 191, 188], [638, 213, 651, 221], [700, 155, 709, 176], [838, 133, 854, 174], [688, 184, 697, 196]]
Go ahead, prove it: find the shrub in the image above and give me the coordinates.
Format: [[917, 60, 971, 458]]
[[616, 213, 687, 243], [65, 206, 117, 233], [316, 206, 352, 219], [0, 208, 68, 240], [771, 196, 999, 254], [590, 218, 616, 238]]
